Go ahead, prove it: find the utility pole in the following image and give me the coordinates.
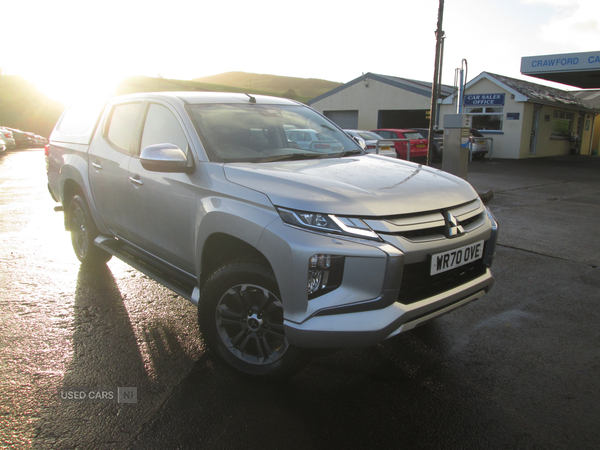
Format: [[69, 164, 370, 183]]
[[427, 0, 445, 166]]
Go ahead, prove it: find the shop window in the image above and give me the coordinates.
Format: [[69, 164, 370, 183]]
[[465, 106, 503, 131], [551, 111, 574, 138]]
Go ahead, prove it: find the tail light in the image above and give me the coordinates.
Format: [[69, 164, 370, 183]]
[[44, 144, 50, 157]]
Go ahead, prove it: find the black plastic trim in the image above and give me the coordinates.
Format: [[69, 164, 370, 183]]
[[96, 237, 198, 302]]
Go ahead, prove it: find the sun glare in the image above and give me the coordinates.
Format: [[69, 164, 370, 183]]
[[28, 73, 121, 106]]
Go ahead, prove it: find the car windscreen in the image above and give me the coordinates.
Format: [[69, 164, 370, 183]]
[[403, 132, 425, 140], [186, 103, 362, 163], [356, 131, 382, 140]]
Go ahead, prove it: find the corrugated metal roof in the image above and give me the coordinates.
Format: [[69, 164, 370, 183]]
[[373, 74, 454, 97], [308, 72, 452, 105]]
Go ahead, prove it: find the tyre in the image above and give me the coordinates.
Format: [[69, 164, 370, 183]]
[[199, 261, 309, 379], [68, 194, 112, 265]]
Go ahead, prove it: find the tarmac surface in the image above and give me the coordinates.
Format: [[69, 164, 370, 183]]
[[1, 149, 599, 449]]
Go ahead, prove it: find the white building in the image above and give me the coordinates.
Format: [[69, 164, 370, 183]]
[[308, 73, 453, 131], [439, 72, 597, 158], [309, 64, 599, 159]]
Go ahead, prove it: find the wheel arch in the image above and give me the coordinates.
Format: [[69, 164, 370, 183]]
[[199, 232, 272, 290]]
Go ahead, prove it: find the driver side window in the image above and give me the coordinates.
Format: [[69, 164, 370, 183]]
[[140, 104, 189, 156]]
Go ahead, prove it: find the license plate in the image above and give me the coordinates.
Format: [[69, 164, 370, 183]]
[[380, 146, 391, 150], [416, 144, 425, 148], [430, 240, 484, 275]]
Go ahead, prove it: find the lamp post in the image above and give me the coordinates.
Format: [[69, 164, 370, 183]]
[[427, 0, 445, 166]]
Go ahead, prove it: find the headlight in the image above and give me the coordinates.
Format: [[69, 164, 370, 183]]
[[485, 206, 499, 229], [483, 206, 499, 267], [277, 208, 381, 241]]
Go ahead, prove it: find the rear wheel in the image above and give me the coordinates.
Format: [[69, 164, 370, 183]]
[[68, 194, 112, 265], [199, 261, 309, 379]]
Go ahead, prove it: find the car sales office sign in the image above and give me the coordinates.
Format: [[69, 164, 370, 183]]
[[464, 94, 505, 106]]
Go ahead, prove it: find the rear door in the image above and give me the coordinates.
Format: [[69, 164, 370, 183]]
[[88, 101, 143, 239]]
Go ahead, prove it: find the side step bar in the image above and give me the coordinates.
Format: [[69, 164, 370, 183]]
[[95, 236, 200, 305]]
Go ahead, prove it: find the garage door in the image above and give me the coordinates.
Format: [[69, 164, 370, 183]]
[[378, 110, 429, 129], [324, 110, 358, 129]]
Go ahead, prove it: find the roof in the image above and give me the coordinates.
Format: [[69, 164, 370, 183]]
[[568, 90, 600, 109], [308, 72, 453, 105], [111, 91, 299, 106], [443, 72, 599, 113]]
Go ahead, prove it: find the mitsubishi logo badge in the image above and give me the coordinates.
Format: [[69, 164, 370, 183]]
[[443, 211, 465, 238]]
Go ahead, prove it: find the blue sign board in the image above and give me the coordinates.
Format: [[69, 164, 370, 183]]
[[464, 93, 505, 106]]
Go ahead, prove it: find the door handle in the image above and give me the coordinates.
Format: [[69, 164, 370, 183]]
[[92, 162, 102, 170], [129, 175, 143, 186]]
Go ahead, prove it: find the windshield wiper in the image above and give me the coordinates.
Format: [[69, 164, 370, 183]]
[[335, 149, 363, 157], [259, 152, 331, 162]]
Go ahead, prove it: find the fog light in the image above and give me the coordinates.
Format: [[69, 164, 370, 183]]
[[307, 255, 344, 299], [308, 269, 325, 295], [309, 254, 331, 269]]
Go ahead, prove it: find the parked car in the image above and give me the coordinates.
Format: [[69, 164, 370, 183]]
[[470, 129, 489, 158], [413, 128, 444, 161], [370, 128, 428, 160], [5, 128, 33, 148], [286, 129, 343, 152], [344, 130, 396, 158], [0, 128, 17, 149], [34, 135, 48, 147], [0, 137, 6, 153], [26, 132, 36, 145]]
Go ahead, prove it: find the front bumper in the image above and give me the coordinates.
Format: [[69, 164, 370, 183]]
[[284, 269, 493, 348]]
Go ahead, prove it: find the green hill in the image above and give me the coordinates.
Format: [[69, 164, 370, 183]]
[[192, 72, 343, 101], [116, 76, 281, 97], [115, 75, 321, 103], [0, 75, 64, 138]]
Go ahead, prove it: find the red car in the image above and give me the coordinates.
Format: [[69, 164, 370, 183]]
[[370, 128, 428, 160]]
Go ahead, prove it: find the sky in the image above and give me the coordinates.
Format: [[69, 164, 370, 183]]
[[3, 0, 599, 105]]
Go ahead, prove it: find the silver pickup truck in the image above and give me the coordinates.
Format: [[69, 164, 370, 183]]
[[46, 92, 498, 378]]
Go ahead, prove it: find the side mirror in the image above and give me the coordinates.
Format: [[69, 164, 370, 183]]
[[140, 143, 194, 173], [352, 135, 367, 150]]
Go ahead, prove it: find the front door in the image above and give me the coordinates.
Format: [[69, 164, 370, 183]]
[[126, 102, 197, 273], [529, 109, 540, 155]]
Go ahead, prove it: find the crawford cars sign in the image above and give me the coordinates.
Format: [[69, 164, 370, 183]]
[[521, 51, 600, 74]]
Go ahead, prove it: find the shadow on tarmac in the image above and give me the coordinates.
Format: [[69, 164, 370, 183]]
[[33, 263, 193, 449]]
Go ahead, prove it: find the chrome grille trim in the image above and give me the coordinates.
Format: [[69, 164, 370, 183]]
[[364, 199, 485, 241]]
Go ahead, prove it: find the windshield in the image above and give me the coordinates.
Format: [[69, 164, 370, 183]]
[[186, 103, 362, 163], [403, 132, 425, 140]]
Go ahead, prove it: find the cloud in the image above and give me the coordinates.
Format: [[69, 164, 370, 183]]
[[525, 0, 600, 50]]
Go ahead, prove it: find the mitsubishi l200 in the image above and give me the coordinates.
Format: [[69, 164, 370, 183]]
[[46, 92, 498, 378]]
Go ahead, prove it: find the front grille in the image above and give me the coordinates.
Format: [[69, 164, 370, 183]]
[[365, 199, 486, 242], [397, 259, 487, 305]]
